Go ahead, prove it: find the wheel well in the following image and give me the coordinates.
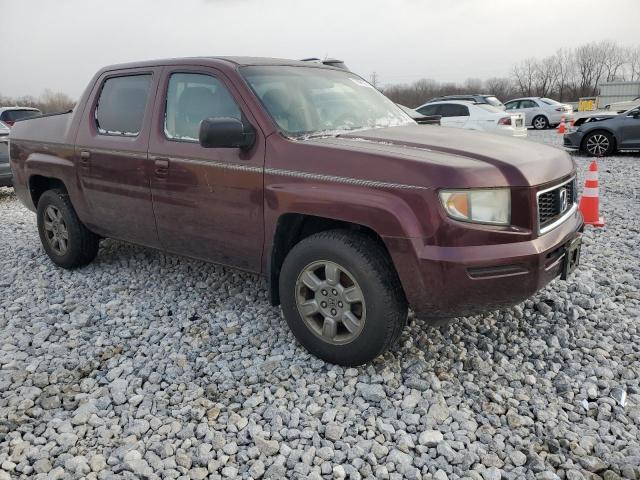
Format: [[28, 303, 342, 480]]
[[29, 176, 67, 207], [580, 129, 617, 151], [268, 213, 391, 306]]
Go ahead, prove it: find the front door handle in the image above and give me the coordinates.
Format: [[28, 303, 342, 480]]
[[154, 158, 170, 177]]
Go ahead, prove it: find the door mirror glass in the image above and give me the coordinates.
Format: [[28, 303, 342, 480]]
[[199, 117, 256, 149]]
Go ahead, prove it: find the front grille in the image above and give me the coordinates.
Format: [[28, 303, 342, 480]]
[[537, 178, 576, 232]]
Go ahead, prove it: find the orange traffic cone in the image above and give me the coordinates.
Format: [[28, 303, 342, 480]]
[[578, 160, 605, 227], [557, 116, 566, 134]]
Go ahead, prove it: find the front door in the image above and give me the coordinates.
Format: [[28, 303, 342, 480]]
[[75, 68, 161, 248], [618, 108, 640, 149], [148, 67, 265, 272]]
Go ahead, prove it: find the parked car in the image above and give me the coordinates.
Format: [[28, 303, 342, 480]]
[[397, 104, 441, 125], [564, 106, 640, 156], [0, 107, 42, 127], [604, 96, 640, 113], [0, 121, 11, 187], [9, 57, 583, 365], [424, 94, 504, 108], [415, 100, 526, 137], [504, 97, 573, 130]]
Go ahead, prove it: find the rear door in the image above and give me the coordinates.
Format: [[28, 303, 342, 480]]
[[75, 68, 161, 248], [618, 108, 640, 148], [148, 66, 265, 272], [437, 103, 470, 128], [517, 99, 540, 124]]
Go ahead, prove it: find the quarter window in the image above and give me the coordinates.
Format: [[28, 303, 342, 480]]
[[96, 75, 151, 136], [165, 73, 242, 141]]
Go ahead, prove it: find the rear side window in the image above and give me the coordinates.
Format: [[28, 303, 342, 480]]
[[520, 100, 538, 108], [95, 75, 152, 136], [439, 104, 469, 117], [505, 101, 519, 110], [164, 73, 241, 141], [417, 104, 439, 116]]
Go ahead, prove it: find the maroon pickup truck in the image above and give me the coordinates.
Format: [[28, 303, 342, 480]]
[[9, 57, 583, 365]]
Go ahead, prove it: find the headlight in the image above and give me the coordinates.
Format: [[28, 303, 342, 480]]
[[439, 188, 510, 225]]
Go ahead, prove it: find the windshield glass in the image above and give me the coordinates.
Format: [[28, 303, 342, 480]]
[[5, 109, 41, 121], [484, 96, 503, 107], [540, 98, 561, 105], [241, 66, 413, 138]]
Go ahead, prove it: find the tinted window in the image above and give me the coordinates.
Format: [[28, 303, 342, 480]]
[[520, 100, 538, 108], [417, 104, 439, 116], [1, 110, 41, 122], [165, 73, 242, 141], [439, 104, 469, 117], [505, 101, 519, 110], [96, 75, 151, 136]]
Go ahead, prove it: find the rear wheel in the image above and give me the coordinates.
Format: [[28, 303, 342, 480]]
[[37, 189, 99, 268], [582, 131, 615, 156], [279, 230, 407, 366], [532, 115, 548, 130]]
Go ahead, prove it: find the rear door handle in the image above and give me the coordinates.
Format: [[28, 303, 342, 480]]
[[154, 158, 170, 177], [79, 150, 91, 167]]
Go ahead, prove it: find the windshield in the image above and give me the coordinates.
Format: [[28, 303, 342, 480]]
[[241, 66, 413, 138], [540, 98, 561, 105], [4, 109, 41, 121], [484, 96, 503, 107]]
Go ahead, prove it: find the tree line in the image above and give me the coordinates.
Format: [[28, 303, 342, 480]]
[[0, 90, 76, 114], [382, 41, 640, 108]]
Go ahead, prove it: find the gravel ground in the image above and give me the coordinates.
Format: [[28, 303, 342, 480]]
[[1, 129, 639, 480]]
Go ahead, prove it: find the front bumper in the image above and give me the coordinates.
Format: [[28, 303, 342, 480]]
[[563, 131, 584, 149], [385, 207, 584, 319]]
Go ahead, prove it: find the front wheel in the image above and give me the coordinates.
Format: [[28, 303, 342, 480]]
[[532, 115, 549, 130], [279, 230, 407, 366], [37, 189, 100, 269], [582, 131, 615, 156]]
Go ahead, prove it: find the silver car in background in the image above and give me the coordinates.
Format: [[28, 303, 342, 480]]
[[504, 97, 573, 130]]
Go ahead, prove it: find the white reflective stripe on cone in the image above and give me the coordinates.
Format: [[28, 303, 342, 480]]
[[582, 187, 599, 197], [585, 171, 598, 181]]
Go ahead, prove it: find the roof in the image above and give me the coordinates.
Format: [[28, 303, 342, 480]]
[[100, 56, 341, 72], [0, 106, 41, 113]]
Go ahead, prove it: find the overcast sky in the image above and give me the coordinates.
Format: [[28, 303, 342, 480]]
[[2, 0, 638, 99]]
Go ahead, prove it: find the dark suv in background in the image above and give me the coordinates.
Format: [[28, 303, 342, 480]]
[[424, 94, 504, 109]]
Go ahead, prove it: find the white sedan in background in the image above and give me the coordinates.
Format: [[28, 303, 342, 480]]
[[503, 97, 573, 130], [415, 100, 527, 137]]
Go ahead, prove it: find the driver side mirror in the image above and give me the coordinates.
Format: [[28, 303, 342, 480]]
[[199, 117, 256, 150]]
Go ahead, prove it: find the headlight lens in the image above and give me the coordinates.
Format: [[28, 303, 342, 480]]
[[439, 188, 510, 225]]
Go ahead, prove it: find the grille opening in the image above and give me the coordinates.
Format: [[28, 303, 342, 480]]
[[538, 178, 576, 231]]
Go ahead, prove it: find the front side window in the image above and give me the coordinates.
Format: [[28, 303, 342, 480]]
[[417, 104, 439, 116], [96, 75, 151, 136], [241, 66, 412, 138], [165, 73, 241, 141]]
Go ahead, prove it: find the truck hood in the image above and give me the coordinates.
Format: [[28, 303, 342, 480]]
[[304, 124, 574, 187]]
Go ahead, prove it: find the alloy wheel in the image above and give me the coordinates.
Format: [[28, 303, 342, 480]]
[[585, 134, 610, 156], [43, 205, 69, 255], [295, 260, 366, 345], [533, 117, 547, 129]]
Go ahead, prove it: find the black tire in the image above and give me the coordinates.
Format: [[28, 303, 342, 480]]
[[37, 189, 99, 269], [279, 230, 407, 366], [532, 115, 549, 130], [582, 131, 615, 157]]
